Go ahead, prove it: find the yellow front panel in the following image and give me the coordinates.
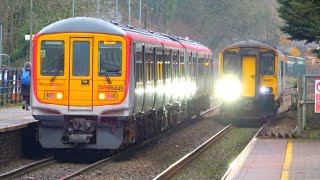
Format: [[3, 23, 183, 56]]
[[242, 56, 256, 97], [36, 33, 127, 107]]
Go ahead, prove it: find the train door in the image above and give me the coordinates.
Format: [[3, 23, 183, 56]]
[[69, 38, 93, 110], [241, 56, 256, 97]]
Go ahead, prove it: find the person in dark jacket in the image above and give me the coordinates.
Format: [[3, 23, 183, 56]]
[[20, 62, 31, 111]]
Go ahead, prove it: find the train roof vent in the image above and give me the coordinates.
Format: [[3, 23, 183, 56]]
[[126, 24, 134, 29], [110, 20, 118, 25]]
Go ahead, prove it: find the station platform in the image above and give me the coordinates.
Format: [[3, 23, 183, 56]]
[[223, 138, 320, 180], [0, 106, 37, 133]]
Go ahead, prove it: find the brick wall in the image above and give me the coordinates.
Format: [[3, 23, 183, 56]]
[[0, 130, 23, 165], [0, 123, 43, 165]]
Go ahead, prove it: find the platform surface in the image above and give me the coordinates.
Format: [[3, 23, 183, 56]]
[[224, 138, 320, 180], [0, 106, 36, 132]]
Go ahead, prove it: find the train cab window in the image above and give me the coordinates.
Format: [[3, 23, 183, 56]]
[[261, 52, 275, 75], [98, 41, 122, 77], [40, 41, 64, 76], [223, 51, 238, 74]]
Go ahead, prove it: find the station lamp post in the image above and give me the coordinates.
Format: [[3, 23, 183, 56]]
[[0, 18, 2, 68], [0, 54, 10, 69]]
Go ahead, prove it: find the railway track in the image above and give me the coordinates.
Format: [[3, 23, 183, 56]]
[[0, 157, 55, 180], [0, 106, 221, 180], [153, 124, 233, 180]]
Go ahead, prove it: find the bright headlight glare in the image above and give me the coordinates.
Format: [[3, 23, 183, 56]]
[[260, 87, 272, 94], [216, 78, 241, 101], [56, 92, 63, 100], [98, 92, 106, 100]]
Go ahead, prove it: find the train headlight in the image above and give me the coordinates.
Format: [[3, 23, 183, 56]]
[[260, 87, 273, 94], [45, 91, 63, 100], [216, 78, 241, 101], [98, 92, 106, 100], [98, 92, 117, 100], [56, 92, 63, 100]]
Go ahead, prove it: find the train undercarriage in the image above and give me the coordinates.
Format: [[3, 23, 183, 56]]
[[219, 95, 282, 121], [37, 95, 211, 150]]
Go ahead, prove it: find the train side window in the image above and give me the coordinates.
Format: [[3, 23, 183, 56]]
[[40, 41, 64, 76], [223, 51, 238, 74], [172, 50, 179, 79], [164, 49, 171, 80], [193, 55, 197, 77], [146, 49, 154, 81], [179, 53, 185, 78], [156, 49, 163, 80], [261, 52, 275, 75], [186, 53, 192, 79], [98, 41, 122, 77], [135, 48, 143, 83], [73, 41, 90, 76]]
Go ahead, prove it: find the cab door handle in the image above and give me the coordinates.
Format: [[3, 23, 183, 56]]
[[251, 75, 255, 78]]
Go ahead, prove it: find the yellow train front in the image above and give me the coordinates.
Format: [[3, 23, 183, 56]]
[[217, 40, 285, 120]]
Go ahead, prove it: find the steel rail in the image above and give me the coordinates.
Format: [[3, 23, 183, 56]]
[[0, 157, 55, 180], [60, 157, 113, 180], [153, 124, 233, 180]]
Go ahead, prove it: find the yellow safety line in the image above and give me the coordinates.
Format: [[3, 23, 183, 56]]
[[280, 139, 293, 180]]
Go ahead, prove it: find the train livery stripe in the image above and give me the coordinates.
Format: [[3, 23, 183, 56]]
[[32, 33, 41, 103], [280, 139, 293, 180], [123, 33, 133, 103]]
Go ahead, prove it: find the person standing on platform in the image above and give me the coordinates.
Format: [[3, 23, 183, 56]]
[[20, 62, 31, 111]]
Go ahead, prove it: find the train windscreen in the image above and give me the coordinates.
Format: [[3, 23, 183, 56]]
[[40, 41, 64, 76], [98, 41, 122, 77], [223, 51, 238, 74], [260, 52, 275, 75]]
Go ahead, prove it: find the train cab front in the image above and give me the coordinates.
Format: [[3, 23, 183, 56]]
[[217, 77, 275, 120], [31, 17, 130, 150]]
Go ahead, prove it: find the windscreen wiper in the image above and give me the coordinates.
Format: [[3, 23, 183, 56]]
[[104, 71, 112, 84]]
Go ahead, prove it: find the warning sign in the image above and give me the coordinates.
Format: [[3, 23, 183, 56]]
[[315, 78, 320, 113]]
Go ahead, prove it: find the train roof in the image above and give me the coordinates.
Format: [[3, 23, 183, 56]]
[[39, 17, 126, 35], [224, 40, 275, 50], [38, 17, 211, 54]]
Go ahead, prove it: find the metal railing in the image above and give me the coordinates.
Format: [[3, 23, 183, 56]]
[[0, 68, 22, 106]]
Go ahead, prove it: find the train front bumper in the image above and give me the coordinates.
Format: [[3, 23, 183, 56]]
[[220, 94, 275, 119], [37, 115, 126, 149]]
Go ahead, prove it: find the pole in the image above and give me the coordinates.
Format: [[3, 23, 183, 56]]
[[144, 4, 147, 29], [72, 0, 75, 17], [296, 76, 302, 136], [0, 54, 10, 69], [115, 0, 118, 21], [0, 19, 2, 68], [139, 0, 141, 28], [30, 0, 33, 63], [97, 0, 100, 18], [128, 0, 131, 24]]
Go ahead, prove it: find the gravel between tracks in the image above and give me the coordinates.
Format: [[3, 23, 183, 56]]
[[73, 110, 225, 180], [172, 128, 258, 180]]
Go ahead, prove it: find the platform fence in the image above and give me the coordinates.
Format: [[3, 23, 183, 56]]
[[0, 68, 22, 106]]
